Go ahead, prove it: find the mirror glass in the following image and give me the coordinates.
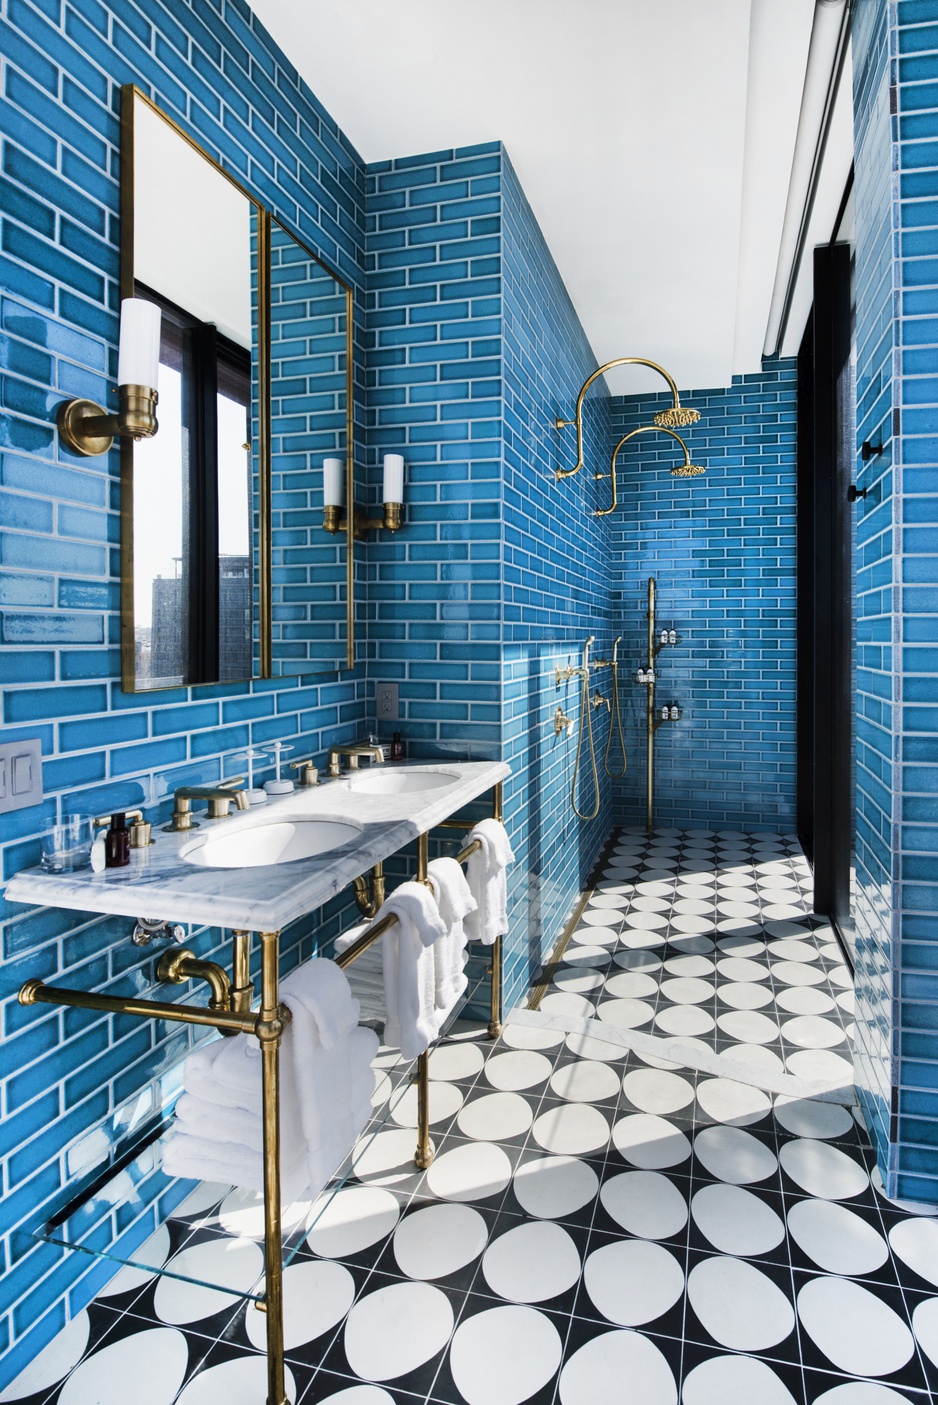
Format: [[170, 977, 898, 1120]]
[[121, 88, 353, 691], [268, 219, 352, 676]]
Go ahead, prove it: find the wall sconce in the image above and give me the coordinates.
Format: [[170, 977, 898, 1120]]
[[57, 298, 161, 456], [554, 356, 700, 481], [323, 453, 405, 536]]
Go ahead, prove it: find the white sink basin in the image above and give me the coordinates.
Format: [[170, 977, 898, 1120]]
[[183, 817, 362, 869], [349, 768, 460, 795]]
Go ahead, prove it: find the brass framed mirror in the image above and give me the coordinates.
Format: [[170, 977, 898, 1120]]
[[119, 85, 354, 691]]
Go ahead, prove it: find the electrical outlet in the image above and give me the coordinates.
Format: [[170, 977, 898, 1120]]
[[375, 682, 399, 721]]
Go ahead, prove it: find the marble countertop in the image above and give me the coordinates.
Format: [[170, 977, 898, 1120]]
[[5, 761, 510, 932]]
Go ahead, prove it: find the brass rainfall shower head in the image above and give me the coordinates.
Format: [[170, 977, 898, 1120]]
[[554, 356, 701, 479], [594, 425, 705, 514], [653, 404, 701, 430]]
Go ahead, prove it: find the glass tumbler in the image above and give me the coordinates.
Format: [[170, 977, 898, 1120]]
[[40, 816, 94, 873]]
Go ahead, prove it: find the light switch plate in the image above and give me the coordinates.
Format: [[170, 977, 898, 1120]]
[[0, 737, 43, 813], [375, 682, 399, 721]]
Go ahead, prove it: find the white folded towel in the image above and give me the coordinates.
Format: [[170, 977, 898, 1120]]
[[372, 881, 447, 1059], [462, 818, 515, 945], [334, 921, 372, 957], [163, 959, 377, 1203], [163, 1127, 311, 1205], [427, 857, 475, 1014]]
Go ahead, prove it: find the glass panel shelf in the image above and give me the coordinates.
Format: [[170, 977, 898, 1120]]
[[29, 972, 491, 1304]]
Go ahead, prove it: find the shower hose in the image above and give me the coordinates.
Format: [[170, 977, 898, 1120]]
[[604, 641, 627, 778]]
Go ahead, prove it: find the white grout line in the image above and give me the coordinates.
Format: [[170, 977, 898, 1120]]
[[508, 1006, 857, 1106]]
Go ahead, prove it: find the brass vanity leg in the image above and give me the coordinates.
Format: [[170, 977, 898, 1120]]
[[487, 934, 503, 1040], [493, 781, 503, 823], [413, 833, 434, 1168], [258, 930, 290, 1405], [414, 1049, 434, 1169], [231, 930, 253, 1015]]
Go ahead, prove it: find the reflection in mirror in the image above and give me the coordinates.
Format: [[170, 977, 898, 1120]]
[[268, 219, 353, 675], [132, 299, 253, 687], [123, 87, 261, 691]]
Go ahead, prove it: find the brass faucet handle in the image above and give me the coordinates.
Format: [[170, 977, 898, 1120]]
[[554, 706, 574, 737], [93, 808, 144, 829], [290, 758, 319, 787]]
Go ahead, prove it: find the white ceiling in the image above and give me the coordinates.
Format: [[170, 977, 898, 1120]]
[[247, 0, 822, 395]]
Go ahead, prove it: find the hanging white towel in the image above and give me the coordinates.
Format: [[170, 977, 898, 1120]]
[[281, 956, 362, 1050], [371, 881, 447, 1059], [427, 857, 475, 1014], [462, 817, 515, 945], [163, 958, 377, 1202]]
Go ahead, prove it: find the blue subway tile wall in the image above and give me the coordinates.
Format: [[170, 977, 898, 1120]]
[[0, 0, 372, 1382], [268, 223, 351, 675], [363, 145, 614, 1016], [500, 152, 614, 1002], [363, 143, 507, 762], [852, 0, 900, 1195], [605, 368, 798, 833], [854, 0, 938, 1202]]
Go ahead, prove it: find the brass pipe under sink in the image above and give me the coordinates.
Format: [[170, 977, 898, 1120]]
[[157, 948, 234, 1027]]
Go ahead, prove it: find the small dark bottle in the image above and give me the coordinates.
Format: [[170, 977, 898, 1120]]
[[391, 732, 404, 762], [105, 811, 130, 868]]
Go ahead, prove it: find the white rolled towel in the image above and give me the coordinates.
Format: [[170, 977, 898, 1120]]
[[462, 818, 515, 945], [427, 857, 475, 1013]]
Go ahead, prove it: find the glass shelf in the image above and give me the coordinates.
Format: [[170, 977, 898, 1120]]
[[29, 970, 491, 1304]]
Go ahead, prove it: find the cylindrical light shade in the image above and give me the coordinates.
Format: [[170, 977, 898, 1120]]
[[383, 453, 404, 503], [117, 298, 161, 389], [323, 457, 345, 508]]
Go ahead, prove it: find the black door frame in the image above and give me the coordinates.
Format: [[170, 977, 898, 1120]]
[[796, 241, 854, 952]]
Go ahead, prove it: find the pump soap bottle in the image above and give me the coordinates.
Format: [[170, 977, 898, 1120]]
[[105, 812, 130, 868]]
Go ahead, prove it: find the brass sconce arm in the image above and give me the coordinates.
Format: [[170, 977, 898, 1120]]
[[554, 357, 700, 479], [594, 425, 705, 516], [324, 502, 403, 537], [57, 385, 159, 458]]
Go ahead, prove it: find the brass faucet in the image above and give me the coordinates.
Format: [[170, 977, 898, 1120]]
[[164, 777, 249, 832], [327, 744, 385, 778]]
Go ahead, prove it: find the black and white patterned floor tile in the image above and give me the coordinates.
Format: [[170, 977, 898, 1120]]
[[7, 827, 938, 1405]]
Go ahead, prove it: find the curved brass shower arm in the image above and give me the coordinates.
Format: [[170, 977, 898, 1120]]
[[594, 425, 694, 516], [554, 356, 695, 480]]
